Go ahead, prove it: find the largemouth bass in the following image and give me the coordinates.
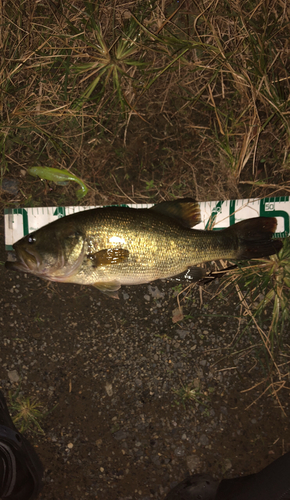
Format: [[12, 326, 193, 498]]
[[5, 199, 282, 298]]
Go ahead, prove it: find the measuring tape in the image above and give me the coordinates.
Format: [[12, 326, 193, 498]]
[[4, 196, 289, 251]]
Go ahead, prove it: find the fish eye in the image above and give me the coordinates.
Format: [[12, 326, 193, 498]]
[[27, 235, 36, 244]]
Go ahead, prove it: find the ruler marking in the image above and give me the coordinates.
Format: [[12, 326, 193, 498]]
[[4, 198, 290, 250]]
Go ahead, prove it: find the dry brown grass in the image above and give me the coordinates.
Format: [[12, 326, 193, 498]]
[[0, 0, 289, 206]]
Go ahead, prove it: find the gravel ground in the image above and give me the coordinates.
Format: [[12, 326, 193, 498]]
[[1, 226, 290, 499]]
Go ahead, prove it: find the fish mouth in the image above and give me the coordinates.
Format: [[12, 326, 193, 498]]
[[5, 246, 42, 274], [6, 239, 86, 282]]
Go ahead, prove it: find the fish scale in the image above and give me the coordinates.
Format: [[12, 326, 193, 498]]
[[70, 208, 234, 285]]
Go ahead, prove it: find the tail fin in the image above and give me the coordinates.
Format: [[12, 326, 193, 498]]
[[229, 217, 283, 259]]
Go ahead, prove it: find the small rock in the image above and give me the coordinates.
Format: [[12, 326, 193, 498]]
[[148, 285, 165, 299], [8, 370, 20, 383], [186, 454, 201, 472], [193, 378, 201, 389], [176, 329, 189, 339], [174, 446, 185, 457], [220, 406, 228, 415], [2, 179, 19, 195], [113, 430, 128, 440], [151, 455, 161, 465], [199, 434, 209, 446], [31, 332, 41, 340], [105, 382, 113, 397], [223, 458, 232, 471]]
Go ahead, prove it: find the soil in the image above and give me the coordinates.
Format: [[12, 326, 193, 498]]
[[1, 225, 290, 499]]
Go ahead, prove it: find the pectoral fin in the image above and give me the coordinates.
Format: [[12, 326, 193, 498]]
[[150, 199, 201, 228], [93, 280, 121, 299], [89, 248, 129, 267]]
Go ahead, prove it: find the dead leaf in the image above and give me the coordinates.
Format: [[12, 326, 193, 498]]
[[172, 306, 183, 323]]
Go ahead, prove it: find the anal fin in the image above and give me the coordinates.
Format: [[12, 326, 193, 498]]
[[93, 280, 121, 299]]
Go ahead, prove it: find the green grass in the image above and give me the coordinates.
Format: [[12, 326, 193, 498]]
[[8, 389, 46, 435], [173, 381, 214, 412]]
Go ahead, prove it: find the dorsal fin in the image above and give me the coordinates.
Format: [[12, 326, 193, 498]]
[[150, 198, 201, 228]]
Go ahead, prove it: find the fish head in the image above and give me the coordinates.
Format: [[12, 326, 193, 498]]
[[6, 221, 85, 282]]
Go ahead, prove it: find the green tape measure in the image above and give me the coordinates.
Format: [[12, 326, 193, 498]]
[[4, 197, 289, 251]]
